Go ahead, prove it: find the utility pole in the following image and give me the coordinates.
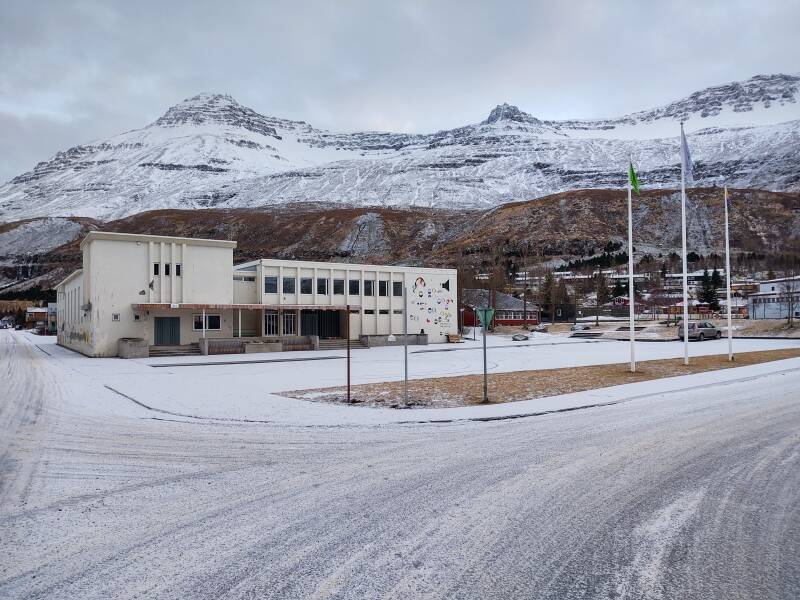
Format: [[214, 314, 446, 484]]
[[482, 307, 488, 404], [346, 304, 351, 403], [403, 285, 408, 406]]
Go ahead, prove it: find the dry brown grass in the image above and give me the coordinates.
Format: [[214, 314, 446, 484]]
[[285, 348, 800, 409]]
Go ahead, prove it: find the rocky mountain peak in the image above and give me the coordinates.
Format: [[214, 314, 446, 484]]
[[151, 92, 283, 138], [483, 103, 539, 125]]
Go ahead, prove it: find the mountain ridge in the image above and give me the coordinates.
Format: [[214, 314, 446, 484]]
[[1, 73, 798, 222]]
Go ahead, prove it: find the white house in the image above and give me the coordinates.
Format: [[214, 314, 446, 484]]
[[747, 275, 800, 320], [56, 231, 457, 357]]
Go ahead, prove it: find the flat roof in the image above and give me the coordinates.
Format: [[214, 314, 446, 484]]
[[234, 258, 457, 273], [54, 269, 83, 290], [132, 303, 362, 311], [81, 231, 237, 249]]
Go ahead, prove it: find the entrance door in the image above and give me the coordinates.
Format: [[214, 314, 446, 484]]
[[154, 317, 181, 345]]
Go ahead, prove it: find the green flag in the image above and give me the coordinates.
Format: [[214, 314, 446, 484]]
[[628, 162, 640, 196]]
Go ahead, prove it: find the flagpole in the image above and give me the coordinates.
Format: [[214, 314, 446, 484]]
[[680, 122, 690, 365], [724, 185, 734, 361], [627, 160, 636, 373]]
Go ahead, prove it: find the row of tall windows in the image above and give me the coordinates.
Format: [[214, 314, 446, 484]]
[[153, 263, 182, 276], [264, 276, 404, 296]]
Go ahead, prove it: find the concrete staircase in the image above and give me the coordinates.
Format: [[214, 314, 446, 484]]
[[318, 338, 368, 351], [148, 343, 202, 357]]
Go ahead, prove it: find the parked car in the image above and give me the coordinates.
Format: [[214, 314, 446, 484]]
[[511, 333, 529, 341], [571, 323, 591, 331], [0, 323, 9, 329], [677, 321, 722, 341]]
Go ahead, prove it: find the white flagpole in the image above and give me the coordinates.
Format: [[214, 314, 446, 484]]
[[724, 185, 734, 361], [680, 122, 690, 365], [627, 161, 636, 372]]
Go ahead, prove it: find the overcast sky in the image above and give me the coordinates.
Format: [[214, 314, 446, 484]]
[[1, 0, 798, 183]]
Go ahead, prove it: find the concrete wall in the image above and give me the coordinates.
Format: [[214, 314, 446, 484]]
[[57, 233, 235, 357], [237, 259, 458, 343]]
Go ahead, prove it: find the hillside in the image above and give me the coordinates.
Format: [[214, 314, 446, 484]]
[[2, 187, 798, 295]]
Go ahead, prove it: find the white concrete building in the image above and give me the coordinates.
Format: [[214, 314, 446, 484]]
[[747, 275, 800, 320], [56, 231, 458, 357]]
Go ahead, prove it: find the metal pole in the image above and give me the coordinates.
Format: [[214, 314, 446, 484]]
[[724, 186, 734, 361], [238, 308, 241, 338], [482, 307, 488, 403], [627, 162, 636, 373], [202, 307, 206, 339], [680, 122, 690, 365], [346, 304, 351, 403], [403, 285, 408, 406]]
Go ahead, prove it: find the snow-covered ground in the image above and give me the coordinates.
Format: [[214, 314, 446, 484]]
[[13, 330, 800, 426], [3, 328, 800, 599]]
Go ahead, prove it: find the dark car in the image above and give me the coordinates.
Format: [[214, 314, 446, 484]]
[[678, 321, 722, 341]]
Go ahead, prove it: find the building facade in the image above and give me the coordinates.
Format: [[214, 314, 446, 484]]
[[56, 232, 457, 357], [462, 289, 540, 327], [747, 275, 800, 320]]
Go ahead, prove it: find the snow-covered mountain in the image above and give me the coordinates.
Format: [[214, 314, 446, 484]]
[[1, 73, 798, 222]]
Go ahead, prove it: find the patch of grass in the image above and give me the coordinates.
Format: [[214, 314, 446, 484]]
[[284, 348, 800, 409]]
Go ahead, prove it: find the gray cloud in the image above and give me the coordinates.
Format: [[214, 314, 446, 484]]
[[1, 0, 799, 182]]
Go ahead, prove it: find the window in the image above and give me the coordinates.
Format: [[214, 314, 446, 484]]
[[193, 314, 221, 330], [175, 264, 182, 277], [393, 309, 404, 315], [333, 279, 345, 295], [349, 279, 360, 295], [164, 263, 171, 276], [379, 309, 389, 315], [282, 312, 295, 335], [317, 278, 328, 295], [265, 312, 278, 335], [300, 278, 313, 294], [364, 280, 375, 296], [133, 314, 141, 321], [283, 277, 296, 294], [364, 309, 375, 315], [264, 276, 278, 293], [112, 313, 120, 322], [153, 263, 160, 276], [379, 281, 388, 296], [233, 276, 255, 282], [393, 281, 403, 297]]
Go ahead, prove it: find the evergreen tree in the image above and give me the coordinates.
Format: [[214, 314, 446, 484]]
[[711, 268, 723, 289], [612, 278, 625, 298]]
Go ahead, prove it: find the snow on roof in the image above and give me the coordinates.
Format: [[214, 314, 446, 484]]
[[462, 289, 539, 311]]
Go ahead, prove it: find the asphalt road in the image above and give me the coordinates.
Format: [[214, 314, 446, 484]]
[[1, 331, 799, 599]]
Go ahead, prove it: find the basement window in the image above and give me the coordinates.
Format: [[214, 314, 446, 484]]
[[364, 309, 375, 315], [379, 309, 389, 315], [393, 309, 404, 314]]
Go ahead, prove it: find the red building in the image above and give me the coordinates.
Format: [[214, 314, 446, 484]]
[[462, 289, 540, 327]]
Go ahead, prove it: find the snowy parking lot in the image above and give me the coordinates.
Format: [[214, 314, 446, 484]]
[[9, 329, 800, 426]]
